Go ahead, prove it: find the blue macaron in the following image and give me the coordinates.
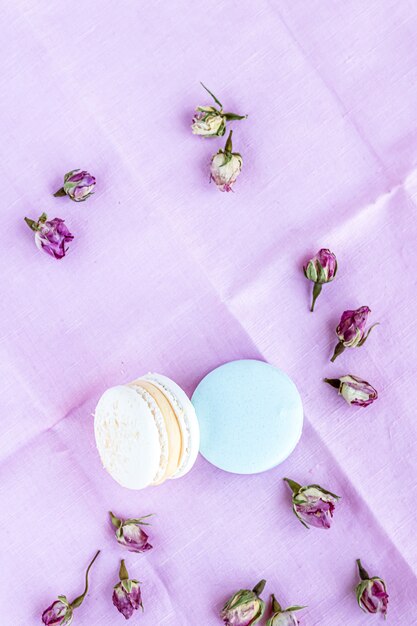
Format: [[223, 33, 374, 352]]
[[192, 359, 303, 474]]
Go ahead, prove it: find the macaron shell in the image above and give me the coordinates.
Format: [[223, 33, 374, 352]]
[[94, 385, 165, 490], [192, 360, 303, 475], [144, 373, 200, 479], [126, 383, 169, 484]]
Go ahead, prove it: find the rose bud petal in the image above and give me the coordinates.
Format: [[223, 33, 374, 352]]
[[191, 83, 246, 137], [284, 478, 340, 529], [266, 595, 306, 626], [42, 551, 100, 625], [210, 130, 243, 192], [24, 213, 74, 260], [355, 559, 389, 617], [303, 248, 337, 311], [221, 579, 266, 626], [112, 560, 143, 620], [109, 512, 153, 553], [324, 375, 378, 407], [331, 306, 379, 362], [54, 169, 96, 202]]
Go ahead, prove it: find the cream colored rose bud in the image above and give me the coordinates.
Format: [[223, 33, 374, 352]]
[[210, 130, 243, 192]]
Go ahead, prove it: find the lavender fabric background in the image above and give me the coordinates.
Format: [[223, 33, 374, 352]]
[[1, 1, 417, 623]]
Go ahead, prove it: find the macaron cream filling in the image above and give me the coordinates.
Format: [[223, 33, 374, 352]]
[[144, 374, 194, 478], [134, 379, 183, 483], [127, 383, 169, 484]]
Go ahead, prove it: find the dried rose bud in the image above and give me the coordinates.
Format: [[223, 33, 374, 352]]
[[42, 597, 73, 626], [191, 83, 246, 137], [192, 107, 227, 137], [112, 560, 143, 620], [221, 579, 266, 626], [355, 559, 389, 617], [210, 130, 243, 192], [331, 306, 379, 362], [324, 375, 378, 407], [24, 213, 74, 260], [54, 169, 96, 202], [42, 550, 100, 625], [109, 511, 153, 553], [284, 478, 340, 529], [266, 595, 305, 626], [303, 248, 337, 311]]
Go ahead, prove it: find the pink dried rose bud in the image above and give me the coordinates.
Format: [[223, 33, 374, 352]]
[[355, 559, 389, 617], [303, 248, 337, 311], [266, 595, 306, 626], [42, 597, 73, 626], [42, 550, 100, 625], [284, 478, 340, 529], [221, 579, 266, 626], [324, 375, 378, 407], [331, 306, 379, 362], [210, 130, 243, 192], [54, 169, 96, 202], [112, 560, 143, 620], [109, 511, 153, 553], [24, 213, 74, 260], [191, 82, 247, 137]]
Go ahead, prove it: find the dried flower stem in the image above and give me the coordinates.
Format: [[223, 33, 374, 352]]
[[252, 579, 266, 596], [311, 282, 322, 312], [356, 559, 370, 581], [71, 550, 100, 608]]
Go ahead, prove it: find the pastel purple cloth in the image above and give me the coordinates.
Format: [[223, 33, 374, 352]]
[[1, 2, 417, 624]]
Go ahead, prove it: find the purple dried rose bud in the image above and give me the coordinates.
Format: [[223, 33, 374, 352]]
[[221, 579, 266, 626], [42, 550, 100, 625], [192, 83, 247, 137], [324, 375, 378, 407], [112, 560, 143, 620], [284, 478, 340, 529], [210, 130, 243, 192], [331, 306, 379, 362], [109, 511, 153, 553], [303, 248, 337, 311], [42, 597, 73, 625], [24, 213, 74, 260], [355, 559, 389, 617], [54, 169, 96, 202], [266, 595, 306, 626]]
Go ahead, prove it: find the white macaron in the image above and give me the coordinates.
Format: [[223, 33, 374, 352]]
[[94, 374, 200, 490]]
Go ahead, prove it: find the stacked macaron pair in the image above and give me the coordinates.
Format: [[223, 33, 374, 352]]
[[94, 373, 200, 490]]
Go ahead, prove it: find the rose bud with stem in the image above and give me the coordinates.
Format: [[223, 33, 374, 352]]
[[54, 169, 96, 202], [192, 82, 247, 137], [109, 511, 153, 553], [24, 213, 74, 260], [331, 306, 379, 362], [324, 375, 378, 407], [221, 579, 266, 625], [210, 130, 243, 192], [112, 559, 143, 620], [355, 559, 389, 617], [41, 550, 100, 625], [303, 248, 337, 312], [284, 478, 340, 529]]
